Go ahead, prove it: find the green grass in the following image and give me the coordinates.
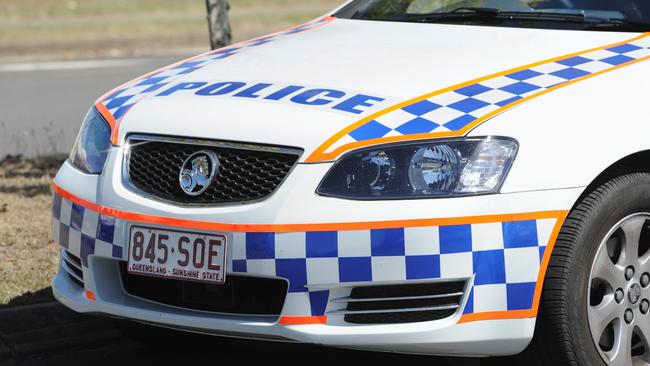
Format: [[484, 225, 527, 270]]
[[0, 0, 343, 61]]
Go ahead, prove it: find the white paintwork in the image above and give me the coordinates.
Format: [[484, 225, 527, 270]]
[[52, 7, 650, 358]]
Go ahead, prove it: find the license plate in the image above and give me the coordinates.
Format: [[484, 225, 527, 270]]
[[127, 226, 227, 284]]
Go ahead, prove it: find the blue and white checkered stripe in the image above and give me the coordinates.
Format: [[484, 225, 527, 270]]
[[51, 192, 560, 319], [51, 194, 125, 267], [325, 36, 650, 153], [229, 219, 559, 317], [99, 17, 332, 122]]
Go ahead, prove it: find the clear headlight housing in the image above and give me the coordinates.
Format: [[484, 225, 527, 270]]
[[69, 108, 111, 174], [317, 137, 518, 199]]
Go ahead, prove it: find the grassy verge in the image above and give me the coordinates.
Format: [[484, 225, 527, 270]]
[[0, 0, 343, 62], [0, 155, 66, 306]]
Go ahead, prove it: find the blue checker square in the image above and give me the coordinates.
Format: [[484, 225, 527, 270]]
[[309, 290, 330, 316], [495, 95, 523, 107], [463, 288, 474, 315], [406, 255, 440, 280], [395, 117, 440, 135], [447, 98, 490, 113], [401, 100, 441, 116], [442, 114, 476, 131], [276, 259, 307, 292], [96, 215, 115, 243], [112, 245, 123, 259], [136, 75, 168, 86], [439, 225, 472, 254], [59, 223, 70, 248], [245, 233, 275, 259], [371, 228, 405, 256], [70, 203, 85, 232], [507, 282, 537, 310], [112, 104, 135, 120], [339, 257, 372, 282], [348, 120, 392, 141], [607, 43, 642, 54], [105, 95, 132, 110], [550, 67, 590, 81], [232, 259, 247, 273], [52, 194, 62, 220], [600, 54, 635, 66], [473, 250, 506, 285], [557, 56, 591, 67], [306, 231, 338, 258], [503, 221, 538, 249], [454, 83, 492, 97], [499, 81, 542, 96], [505, 69, 543, 81], [80, 234, 95, 267], [539, 246, 546, 262]]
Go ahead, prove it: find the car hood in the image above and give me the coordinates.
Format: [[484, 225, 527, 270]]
[[116, 18, 637, 162]]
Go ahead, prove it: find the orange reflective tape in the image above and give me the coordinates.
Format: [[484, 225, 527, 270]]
[[279, 316, 327, 325], [52, 182, 567, 233], [85, 290, 97, 301]]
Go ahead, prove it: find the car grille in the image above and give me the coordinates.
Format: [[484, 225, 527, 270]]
[[61, 250, 84, 288], [126, 136, 302, 206], [119, 263, 288, 318], [329, 281, 466, 324]]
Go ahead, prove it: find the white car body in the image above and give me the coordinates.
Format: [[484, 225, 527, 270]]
[[51, 3, 650, 357]]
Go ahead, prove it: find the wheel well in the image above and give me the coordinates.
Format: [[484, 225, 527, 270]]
[[574, 150, 650, 208]]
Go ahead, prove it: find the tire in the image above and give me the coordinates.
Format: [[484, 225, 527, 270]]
[[520, 173, 650, 366]]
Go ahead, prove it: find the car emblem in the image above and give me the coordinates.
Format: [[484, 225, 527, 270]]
[[179, 150, 219, 196]]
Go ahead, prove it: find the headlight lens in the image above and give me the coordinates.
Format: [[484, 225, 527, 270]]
[[317, 137, 518, 199], [69, 108, 111, 174]]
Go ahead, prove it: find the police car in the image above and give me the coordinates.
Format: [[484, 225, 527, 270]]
[[51, 1, 650, 364]]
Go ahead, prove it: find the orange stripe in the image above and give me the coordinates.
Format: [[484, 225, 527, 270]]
[[306, 32, 650, 162], [279, 316, 327, 325], [459, 309, 535, 323], [85, 290, 97, 301], [52, 182, 566, 233]]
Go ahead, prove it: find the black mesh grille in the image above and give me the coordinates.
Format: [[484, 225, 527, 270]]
[[127, 137, 301, 205], [344, 281, 465, 324]]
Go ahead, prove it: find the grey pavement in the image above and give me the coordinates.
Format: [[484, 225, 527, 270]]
[[0, 54, 199, 157]]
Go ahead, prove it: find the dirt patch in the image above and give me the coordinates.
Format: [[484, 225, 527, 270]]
[[0, 155, 66, 306]]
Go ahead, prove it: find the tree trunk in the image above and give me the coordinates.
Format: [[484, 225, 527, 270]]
[[205, 0, 232, 50]]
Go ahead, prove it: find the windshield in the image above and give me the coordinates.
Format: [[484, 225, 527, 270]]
[[335, 0, 650, 31]]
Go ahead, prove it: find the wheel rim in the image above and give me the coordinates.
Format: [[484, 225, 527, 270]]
[[588, 213, 650, 366]]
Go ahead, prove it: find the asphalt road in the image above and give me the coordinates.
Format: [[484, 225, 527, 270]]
[[0, 302, 511, 366], [0, 54, 197, 157]]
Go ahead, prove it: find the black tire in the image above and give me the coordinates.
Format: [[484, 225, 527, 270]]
[[520, 173, 650, 366]]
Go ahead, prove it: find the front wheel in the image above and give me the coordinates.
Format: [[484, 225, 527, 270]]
[[522, 173, 650, 366]]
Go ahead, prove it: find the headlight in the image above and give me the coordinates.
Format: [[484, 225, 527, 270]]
[[69, 108, 111, 174], [317, 137, 518, 199]]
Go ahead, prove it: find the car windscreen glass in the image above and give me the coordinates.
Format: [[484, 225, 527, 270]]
[[335, 0, 650, 32]]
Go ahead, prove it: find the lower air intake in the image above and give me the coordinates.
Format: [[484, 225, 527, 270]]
[[331, 281, 466, 324]]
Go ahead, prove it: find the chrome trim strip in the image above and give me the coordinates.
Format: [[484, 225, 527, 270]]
[[62, 260, 84, 284], [330, 292, 465, 304], [326, 304, 460, 315]]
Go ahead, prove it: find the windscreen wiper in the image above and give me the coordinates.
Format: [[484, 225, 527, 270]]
[[404, 7, 593, 24], [585, 18, 650, 32]]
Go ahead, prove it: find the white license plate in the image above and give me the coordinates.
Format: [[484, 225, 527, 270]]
[[127, 226, 227, 284]]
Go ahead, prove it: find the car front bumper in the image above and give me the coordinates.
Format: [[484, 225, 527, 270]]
[[51, 148, 580, 356]]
